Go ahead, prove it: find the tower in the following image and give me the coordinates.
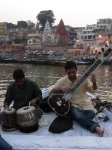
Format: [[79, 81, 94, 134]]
[[43, 20, 51, 35], [56, 19, 67, 44]]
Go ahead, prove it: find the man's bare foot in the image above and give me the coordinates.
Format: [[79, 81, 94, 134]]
[[95, 127, 104, 137]]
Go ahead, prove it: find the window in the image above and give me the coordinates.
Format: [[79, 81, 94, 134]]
[[28, 41, 32, 44]]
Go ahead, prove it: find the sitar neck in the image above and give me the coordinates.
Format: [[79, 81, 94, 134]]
[[63, 46, 112, 101]]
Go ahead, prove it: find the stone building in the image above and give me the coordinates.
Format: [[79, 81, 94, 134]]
[[42, 20, 55, 44], [0, 22, 6, 44], [27, 32, 42, 49], [55, 19, 67, 44]]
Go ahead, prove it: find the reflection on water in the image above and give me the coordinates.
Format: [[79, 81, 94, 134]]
[[0, 63, 112, 107]]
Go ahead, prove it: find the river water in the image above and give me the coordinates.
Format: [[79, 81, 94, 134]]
[[0, 63, 112, 108]]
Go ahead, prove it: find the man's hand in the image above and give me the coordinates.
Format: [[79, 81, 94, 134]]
[[30, 98, 39, 106], [90, 74, 97, 90], [61, 86, 70, 93], [90, 74, 96, 83], [4, 105, 8, 109], [51, 86, 70, 94]]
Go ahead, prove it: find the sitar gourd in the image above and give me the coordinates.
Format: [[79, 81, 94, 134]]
[[48, 46, 112, 116]]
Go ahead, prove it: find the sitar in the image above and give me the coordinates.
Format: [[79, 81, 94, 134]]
[[48, 46, 112, 116]]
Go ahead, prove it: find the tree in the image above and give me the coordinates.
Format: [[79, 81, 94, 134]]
[[36, 10, 55, 31], [27, 20, 35, 31]]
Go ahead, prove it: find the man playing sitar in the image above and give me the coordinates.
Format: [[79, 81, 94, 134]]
[[48, 61, 104, 137]]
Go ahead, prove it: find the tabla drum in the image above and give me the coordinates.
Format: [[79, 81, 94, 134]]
[[2, 108, 18, 132], [16, 106, 38, 133]]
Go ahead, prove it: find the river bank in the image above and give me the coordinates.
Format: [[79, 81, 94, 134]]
[[0, 59, 112, 66]]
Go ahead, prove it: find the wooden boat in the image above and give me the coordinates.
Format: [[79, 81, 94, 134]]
[[103, 60, 112, 65], [58, 60, 92, 66], [0, 87, 112, 150], [75, 60, 92, 65], [58, 61, 66, 66], [0, 59, 32, 64]]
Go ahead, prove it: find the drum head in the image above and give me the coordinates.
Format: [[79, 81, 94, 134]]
[[16, 106, 35, 114], [4, 108, 15, 114]]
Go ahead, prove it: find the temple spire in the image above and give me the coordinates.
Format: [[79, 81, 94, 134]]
[[56, 19, 67, 44], [43, 20, 51, 35]]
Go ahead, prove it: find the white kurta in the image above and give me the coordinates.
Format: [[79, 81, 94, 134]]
[[49, 74, 97, 113]]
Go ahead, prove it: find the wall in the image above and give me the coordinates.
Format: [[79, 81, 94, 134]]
[[0, 22, 5, 38], [44, 45, 66, 51]]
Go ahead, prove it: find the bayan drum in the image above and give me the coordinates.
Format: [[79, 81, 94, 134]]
[[2, 108, 18, 131], [16, 106, 38, 133]]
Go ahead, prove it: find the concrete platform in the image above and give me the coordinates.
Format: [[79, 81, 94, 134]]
[[0, 113, 112, 150]]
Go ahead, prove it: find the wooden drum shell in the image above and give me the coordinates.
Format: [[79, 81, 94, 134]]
[[2, 108, 18, 132], [16, 106, 38, 133]]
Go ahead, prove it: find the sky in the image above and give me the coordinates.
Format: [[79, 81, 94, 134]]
[[0, 0, 112, 27]]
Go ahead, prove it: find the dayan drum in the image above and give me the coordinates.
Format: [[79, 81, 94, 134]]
[[16, 106, 38, 133], [2, 108, 18, 131]]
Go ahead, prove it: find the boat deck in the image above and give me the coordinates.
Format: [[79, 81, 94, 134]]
[[0, 112, 112, 150]]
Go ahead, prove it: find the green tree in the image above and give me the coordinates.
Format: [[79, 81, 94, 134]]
[[36, 10, 55, 31]]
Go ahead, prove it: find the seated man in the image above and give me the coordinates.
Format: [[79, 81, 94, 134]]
[[3, 69, 42, 117], [49, 61, 104, 136]]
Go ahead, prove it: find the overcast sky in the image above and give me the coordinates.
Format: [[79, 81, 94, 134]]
[[0, 0, 112, 27]]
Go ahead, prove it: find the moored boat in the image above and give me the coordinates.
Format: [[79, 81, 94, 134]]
[[58, 60, 92, 66], [0, 59, 32, 64], [103, 60, 112, 65]]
